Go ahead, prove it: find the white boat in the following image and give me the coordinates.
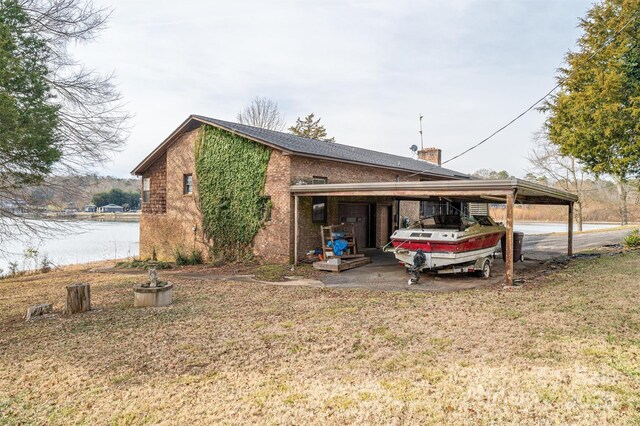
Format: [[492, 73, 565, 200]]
[[384, 215, 506, 283]]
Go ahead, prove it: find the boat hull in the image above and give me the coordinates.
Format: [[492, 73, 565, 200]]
[[391, 246, 499, 270], [390, 231, 504, 254], [388, 229, 505, 270]]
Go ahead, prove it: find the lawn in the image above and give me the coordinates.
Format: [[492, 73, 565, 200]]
[[0, 252, 639, 425]]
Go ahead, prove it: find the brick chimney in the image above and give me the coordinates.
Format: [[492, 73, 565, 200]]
[[417, 147, 442, 166]]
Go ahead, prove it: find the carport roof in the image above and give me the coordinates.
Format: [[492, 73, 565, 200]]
[[290, 179, 578, 205]]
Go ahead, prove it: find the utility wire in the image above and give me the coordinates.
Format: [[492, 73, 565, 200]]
[[403, 11, 638, 179]]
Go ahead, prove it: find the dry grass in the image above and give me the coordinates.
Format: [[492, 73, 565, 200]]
[[0, 253, 639, 425]]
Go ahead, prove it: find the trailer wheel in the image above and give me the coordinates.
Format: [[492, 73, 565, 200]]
[[519, 254, 525, 262], [408, 274, 420, 285], [407, 268, 421, 285], [477, 259, 491, 279]]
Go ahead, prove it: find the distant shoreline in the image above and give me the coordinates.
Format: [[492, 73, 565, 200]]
[[16, 212, 141, 222], [74, 213, 140, 222]]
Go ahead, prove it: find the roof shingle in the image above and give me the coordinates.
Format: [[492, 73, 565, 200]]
[[192, 115, 468, 179]]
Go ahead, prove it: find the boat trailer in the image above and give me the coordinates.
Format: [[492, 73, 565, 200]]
[[385, 245, 494, 285]]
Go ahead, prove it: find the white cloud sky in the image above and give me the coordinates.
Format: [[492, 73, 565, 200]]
[[71, 0, 591, 178]]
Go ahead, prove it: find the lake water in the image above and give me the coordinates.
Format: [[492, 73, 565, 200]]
[[0, 219, 139, 275]]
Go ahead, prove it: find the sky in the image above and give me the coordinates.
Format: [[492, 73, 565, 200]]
[[71, 0, 593, 178]]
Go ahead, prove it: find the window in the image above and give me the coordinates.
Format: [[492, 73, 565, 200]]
[[183, 174, 193, 195], [142, 178, 151, 203], [261, 196, 272, 221], [312, 196, 327, 223], [312, 176, 328, 185]]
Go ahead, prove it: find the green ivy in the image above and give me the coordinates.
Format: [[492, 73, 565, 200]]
[[195, 125, 272, 260]]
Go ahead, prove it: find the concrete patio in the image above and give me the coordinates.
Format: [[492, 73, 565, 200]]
[[319, 249, 535, 292]]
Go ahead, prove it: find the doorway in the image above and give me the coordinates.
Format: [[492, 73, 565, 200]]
[[379, 205, 393, 246], [338, 203, 376, 249]]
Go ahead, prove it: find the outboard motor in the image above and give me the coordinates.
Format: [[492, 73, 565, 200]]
[[408, 248, 426, 285]]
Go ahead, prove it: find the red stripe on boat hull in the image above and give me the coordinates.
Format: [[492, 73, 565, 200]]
[[391, 232, 504, 253]]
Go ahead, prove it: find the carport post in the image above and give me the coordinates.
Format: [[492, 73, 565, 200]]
[[294, 195, 299, 265], [505, 192, 514, 286], [568, 202, 573, 257]]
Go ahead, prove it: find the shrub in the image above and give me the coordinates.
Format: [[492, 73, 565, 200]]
[[0, 262, 22, 279], [623, 229, 640, 248], [188, 250, 203, 265], [174, 248, 203, 266], [115, 259, 172, 270], [8, 262, 18, 276], [174, 249, 187, 265], [40, 255, 52, 273]]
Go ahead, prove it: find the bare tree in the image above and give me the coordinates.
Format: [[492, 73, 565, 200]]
[[237, 97, 286, 131], [527, 130, 588, 231], [1, 0, 130, 251], [18, 0, 130, 172]]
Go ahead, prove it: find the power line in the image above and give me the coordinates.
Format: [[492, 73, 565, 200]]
[[404, 10, 638, 179]]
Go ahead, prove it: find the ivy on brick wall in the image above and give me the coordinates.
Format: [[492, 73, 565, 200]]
[[195, 125, 271, 260]]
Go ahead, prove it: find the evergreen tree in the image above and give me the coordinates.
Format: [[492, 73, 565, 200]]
[[288, 113, 335, 142], [0, 1, 61, 188], [543, 0, 640, 224]]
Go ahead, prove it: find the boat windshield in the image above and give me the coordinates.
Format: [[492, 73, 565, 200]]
[[413, 214, 496, 230]]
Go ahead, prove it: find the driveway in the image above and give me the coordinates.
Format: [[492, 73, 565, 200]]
[[523, 227, 630, 259]]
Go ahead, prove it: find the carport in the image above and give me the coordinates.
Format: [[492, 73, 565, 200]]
[[291, 179, 578, 286]]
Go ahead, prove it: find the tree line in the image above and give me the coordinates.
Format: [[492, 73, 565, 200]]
[[92, 188, 140, 211]]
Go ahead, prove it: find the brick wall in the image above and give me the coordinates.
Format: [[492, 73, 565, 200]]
[[140, 129, 209, 261], [252, 150, 292, 263], [141, 153, 167, 214]]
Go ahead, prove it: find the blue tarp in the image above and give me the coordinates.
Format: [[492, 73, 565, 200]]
[[327, 239, 349, 256]]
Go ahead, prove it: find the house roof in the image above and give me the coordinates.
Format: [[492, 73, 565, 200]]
[[131, 115, 469, 179], [290, 179, 578, 205]]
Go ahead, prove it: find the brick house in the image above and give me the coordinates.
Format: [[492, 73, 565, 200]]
[[131, 115, 469, 263]]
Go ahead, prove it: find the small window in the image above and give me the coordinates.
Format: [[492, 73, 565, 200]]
[[312, 196, 327, 223], [312, 176, 328, 185], [142, 178, 151, 203], [261, 196, 272, 221], [183, 174, 193, 195]]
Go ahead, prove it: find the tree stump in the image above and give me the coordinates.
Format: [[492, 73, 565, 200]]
[[64, 284, 91, 314], [25, 303, 52, 321]]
